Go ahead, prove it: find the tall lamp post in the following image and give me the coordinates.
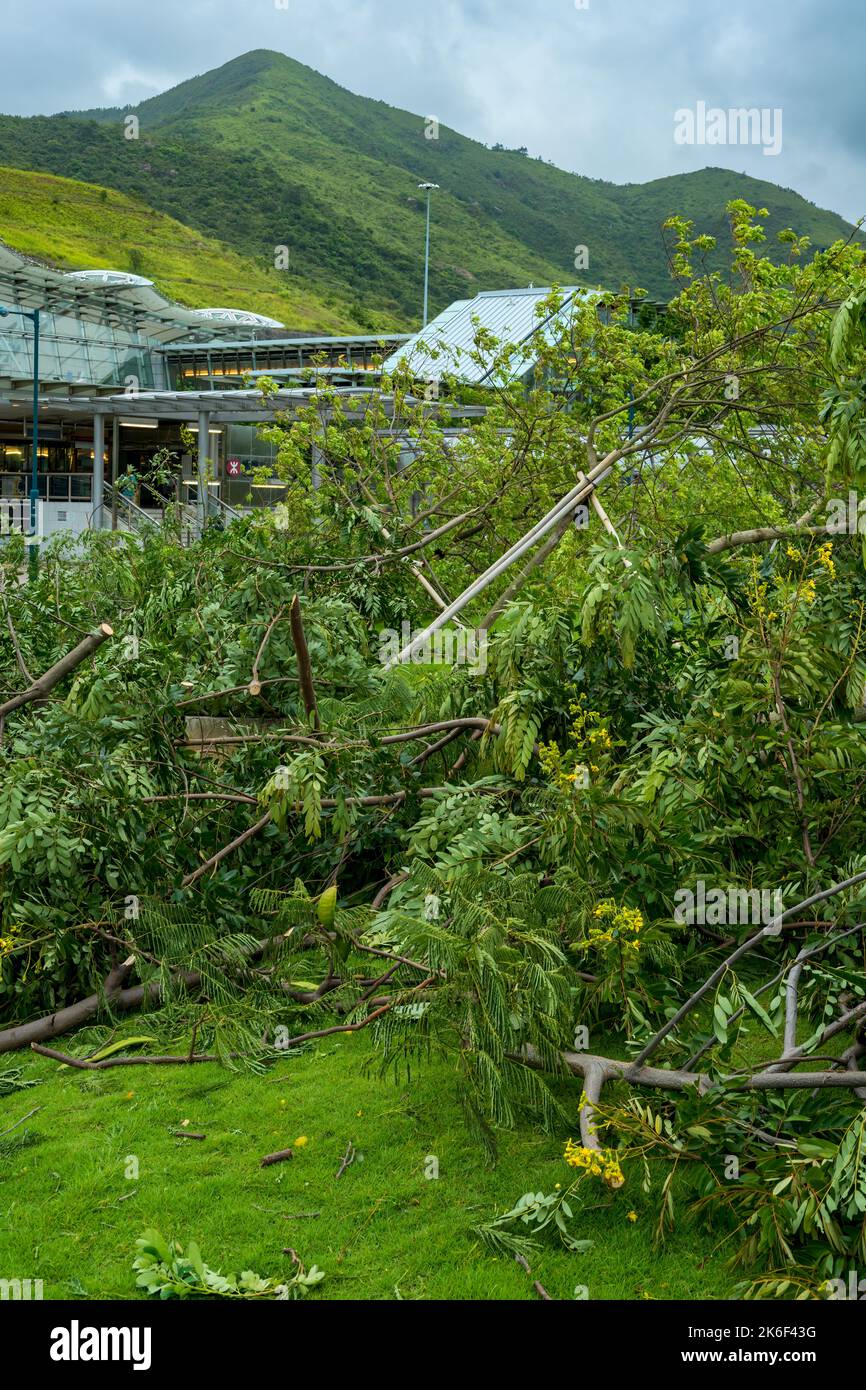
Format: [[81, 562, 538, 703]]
[[0, 304, 40, 559], [418, 183, 439, 327]]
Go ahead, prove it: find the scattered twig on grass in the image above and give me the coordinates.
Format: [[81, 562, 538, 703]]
[[0, 1106, 41, 1138], [260, 1148, 294, 1168], [170, 1130, 206, 1140], [533, 1281, 553, 1301], [335, 1142, 356, 1179]]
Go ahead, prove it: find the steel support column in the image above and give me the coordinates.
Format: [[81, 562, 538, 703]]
[[92, 413, 105, 530], [111, 417, 119, 530], [197, 410, 210, 533]]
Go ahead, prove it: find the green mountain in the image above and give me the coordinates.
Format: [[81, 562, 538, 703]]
[[0, 49, 860, 328]]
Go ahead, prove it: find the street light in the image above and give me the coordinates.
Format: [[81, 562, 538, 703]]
[[0, 304, 40, 557], [418, 183, 439, 328]]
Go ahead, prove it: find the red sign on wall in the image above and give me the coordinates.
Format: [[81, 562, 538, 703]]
[[226, 459, 242, 477]]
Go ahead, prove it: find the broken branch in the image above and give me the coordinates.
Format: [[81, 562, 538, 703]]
[[0, 624, 113, 719]]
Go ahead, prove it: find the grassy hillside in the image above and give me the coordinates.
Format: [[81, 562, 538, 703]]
[[0, 165, 359, 332], [0, 49, 860, 326]]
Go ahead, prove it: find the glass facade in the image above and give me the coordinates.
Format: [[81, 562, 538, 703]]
[[0, 252, 409, 534], [0, 311, 158, 389], [0, 440, 95, 502], [221, 424, 282, 506], [223, 423, 280, 469], [0, 266, 165, 513], [164, 337, 396, 387]]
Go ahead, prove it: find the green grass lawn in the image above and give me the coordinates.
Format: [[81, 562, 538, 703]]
[[0, 1033, 739, 1302]]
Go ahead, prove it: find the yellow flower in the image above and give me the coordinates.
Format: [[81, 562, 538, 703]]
[[584, 901, 644, 956], [817, 542, 836, 579], [293, 1136, 309, 1148], [589, 726, 613, 750], [125, 1091, 135, 1100], [564, 1138, 624, 1188], [627, 1210, 638, 1223]]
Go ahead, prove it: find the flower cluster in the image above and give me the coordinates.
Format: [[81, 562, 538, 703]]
[[564, 1138, 625, 1187], [0, 924, 21, 959], [750, 541, 836, 627], [749, 575, 778, 623], [582, 900, 643, 957], [817, 541, 836, 578], [537, 696, 613, 792], [538, 740, 567, 783], [567, 696, 613, 752]]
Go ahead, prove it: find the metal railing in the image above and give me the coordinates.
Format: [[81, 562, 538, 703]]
[[104, 484, 162, 536], [104, 483, 244, 546], [205, 490, 243, 525]]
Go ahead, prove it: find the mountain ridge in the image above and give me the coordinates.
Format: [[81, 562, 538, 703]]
[[0, 49, 859, 328]]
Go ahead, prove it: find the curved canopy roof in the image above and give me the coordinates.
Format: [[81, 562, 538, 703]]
[[0, 242, 285, 342]]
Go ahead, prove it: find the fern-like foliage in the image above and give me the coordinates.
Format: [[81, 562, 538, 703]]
[[367, 864, 584, 1155]]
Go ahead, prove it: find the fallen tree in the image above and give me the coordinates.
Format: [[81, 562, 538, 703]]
[[3, 204, 866, 1297]]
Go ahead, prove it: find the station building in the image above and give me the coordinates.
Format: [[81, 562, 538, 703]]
[[1, 241, 587, 547], [0, 241, 410, 540]]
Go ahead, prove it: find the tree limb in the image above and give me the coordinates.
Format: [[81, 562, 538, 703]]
[[289, 595, 320, 730], [0, 624, 113, 719]]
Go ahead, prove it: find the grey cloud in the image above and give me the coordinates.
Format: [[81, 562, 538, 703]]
[[0, 0, 862, 223]]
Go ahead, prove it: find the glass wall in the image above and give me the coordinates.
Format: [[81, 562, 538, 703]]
[[221, 424, 288, 507], [0, 312, 158, 389], [223, 423, 280, 469], [0, 441, 95, 502]]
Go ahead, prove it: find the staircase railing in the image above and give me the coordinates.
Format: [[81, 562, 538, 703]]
[[104, 485, 162, 536], [203, 490, 243, 528], [105, 483, 243, 546]]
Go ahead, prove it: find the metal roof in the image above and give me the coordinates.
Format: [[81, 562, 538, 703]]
[[0, 242, 285, 342], [0, 387, 488, 425], [159, 333, 412, 354], [382, 286, 599, 385], [187, 308, 285, 328], [242, 367, 384, 381]]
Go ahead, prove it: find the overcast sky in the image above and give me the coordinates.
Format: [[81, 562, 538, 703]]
[[2, 0, 863, 224]]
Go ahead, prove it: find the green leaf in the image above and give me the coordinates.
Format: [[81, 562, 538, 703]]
[[317, 885, 338, 929], [738, 987, 776, 1036]]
